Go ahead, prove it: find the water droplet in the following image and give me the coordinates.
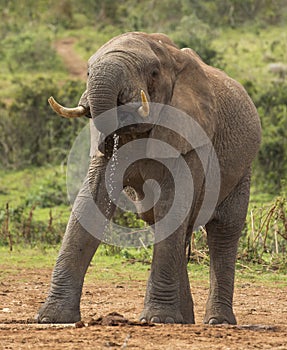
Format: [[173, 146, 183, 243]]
[[103, 133, 120, 243]]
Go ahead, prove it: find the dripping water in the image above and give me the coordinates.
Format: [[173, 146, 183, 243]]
[[104, 133, 119, 243]]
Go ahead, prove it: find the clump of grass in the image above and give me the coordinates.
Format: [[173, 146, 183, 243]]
[[187, 196, 286, 273], [0, 202, 67, 249], [239, 196, 287, 270]]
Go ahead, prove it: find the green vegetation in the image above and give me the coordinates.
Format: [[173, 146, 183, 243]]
[[1, 245, 286, 287], [0, 1, 286, 274], [0, 167, 70, 247]]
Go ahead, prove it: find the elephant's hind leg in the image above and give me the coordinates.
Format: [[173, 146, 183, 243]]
[[204, 171, 251, 325]]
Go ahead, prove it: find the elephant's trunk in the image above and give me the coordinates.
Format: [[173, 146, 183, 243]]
[[87, 58, 149, 121], [88, 60, 125, 122]]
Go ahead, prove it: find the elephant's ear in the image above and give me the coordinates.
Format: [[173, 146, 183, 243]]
[[147, 48, 216, 158]]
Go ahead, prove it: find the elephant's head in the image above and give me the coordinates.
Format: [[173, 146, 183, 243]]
[[49, 32, 216, 157]]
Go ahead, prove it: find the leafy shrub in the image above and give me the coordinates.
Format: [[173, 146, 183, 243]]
[[0, 202, 66, 247], [170, 14, 219, 65], [2, 31, 63, 73], [239, 195, 287, 269], [26, 172, 68, 208], [187, 0, 287, 27], [0, 77, 86, 169], [254, 81, 287, 193]]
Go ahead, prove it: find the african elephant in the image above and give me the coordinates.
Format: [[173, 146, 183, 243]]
[[36, 32, 261, 325]]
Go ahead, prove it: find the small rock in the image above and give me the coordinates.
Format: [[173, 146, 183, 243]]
[[2, 308, 10, 313], [75, 320, 85, 328]]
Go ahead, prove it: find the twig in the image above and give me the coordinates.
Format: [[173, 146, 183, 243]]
[[274, 221, 279, 254], [139, 237, 148, 251], [199, 225, 207, 237], [127, 228, 151, 235], [47, 209, 53, 233], [236, 262, 253, 271], [4, 203, 13, 251], [23, 204, 36, 243], [121, 333, 131, 349], [252, 203, 276, 250], [279, 201, 287, 237], [250, 209, 255, 241], [260, 205, 276, 257]]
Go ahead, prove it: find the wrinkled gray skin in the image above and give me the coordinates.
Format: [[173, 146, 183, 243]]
[[37, 32, 261, 325]]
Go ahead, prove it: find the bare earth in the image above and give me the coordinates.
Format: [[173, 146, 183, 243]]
[[54, 38, 87, 81], [0, 265, 287, 350]]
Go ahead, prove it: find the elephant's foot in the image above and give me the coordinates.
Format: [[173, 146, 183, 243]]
[[204, 303, 236, 325], [140, 306, 194, 324], [36, 299, 80, 324]]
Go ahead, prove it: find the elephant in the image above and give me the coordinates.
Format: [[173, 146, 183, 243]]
[[36, 32, 261, 325]]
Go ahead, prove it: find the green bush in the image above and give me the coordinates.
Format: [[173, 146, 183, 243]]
[[0, 203, 66, 247], [170, 14, 219, 65], [2, 31, 63, 73], [254, 81, 287, 193], [185, 0, 287, 27], [0, 77, 86, 169], [26, 173, 68, 208], [239, 195, 287, 270]]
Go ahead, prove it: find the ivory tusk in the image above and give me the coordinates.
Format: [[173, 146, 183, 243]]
[[48, 96, 87, 118], [138, 90, 150, 118]]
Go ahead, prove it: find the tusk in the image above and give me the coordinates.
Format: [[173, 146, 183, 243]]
[[138, 90, 149, 118], [48, 96, 87, 118]]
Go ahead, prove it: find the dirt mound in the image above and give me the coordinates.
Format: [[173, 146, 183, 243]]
[[81, 311, 154, 327]]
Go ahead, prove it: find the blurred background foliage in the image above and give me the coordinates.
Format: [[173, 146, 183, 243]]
[[0, 0, 286, 190], [0, 0, 286, 266]]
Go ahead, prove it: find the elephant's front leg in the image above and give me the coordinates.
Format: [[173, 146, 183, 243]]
[[37, 156, 115, 323], [36, 214, 101, 323]]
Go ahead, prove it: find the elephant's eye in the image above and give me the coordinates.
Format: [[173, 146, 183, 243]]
[[151, 69, 159, 78]]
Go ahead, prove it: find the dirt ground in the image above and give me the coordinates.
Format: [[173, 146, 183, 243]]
[[0, 266, 287, 350], [54, 38, 87, 81]]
